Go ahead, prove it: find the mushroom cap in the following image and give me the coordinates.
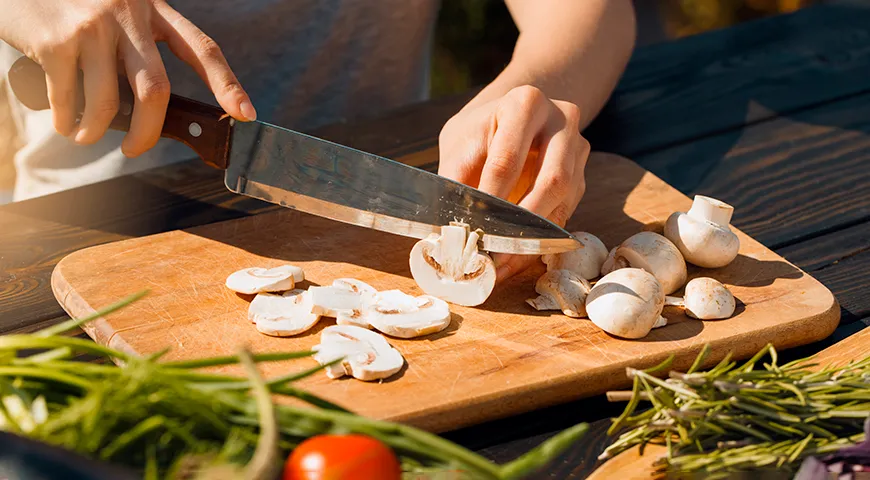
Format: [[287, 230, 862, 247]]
[[526, 269, 591, 318], [612, 232, 687, 295], [312, 325, 404, 381], [225, 265, 304, 294], [586, 268, 665, 339], [248, 289, 321, 337], [683, 277, 736, 320], [362, 290, 452, 338], [541, 232, 609, 280], [664, 211, 740, 268], [409, 225, 496, 307]]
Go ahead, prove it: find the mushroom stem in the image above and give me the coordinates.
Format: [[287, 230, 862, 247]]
[[652, 315, 667, 329], [440, 225, 467, 277], [664, 296, 685, 307], [688, 195, 734, 228], [461, 230, 482, 267], [526, 294, 560, 312]]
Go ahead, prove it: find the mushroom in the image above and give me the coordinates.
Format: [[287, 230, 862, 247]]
[[585, 268, 666, 339], [310, 278, 377, 316], [248, 289, 321, 337], [540, 232, 608, 280], [409, 222, 496, 306], [664, 195, 740, 268], [526, 269, 591, 318], [600, 247, 618, 275], [226, 265, 305, 294], [599, 232, 687, 295], [665, 277, 736, 320], [356, 290, 452, 339], [312, 325, 404, 381]]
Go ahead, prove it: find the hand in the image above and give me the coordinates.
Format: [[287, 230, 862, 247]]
[[0, 0, 254, 157], [438, 85, 590, 282]]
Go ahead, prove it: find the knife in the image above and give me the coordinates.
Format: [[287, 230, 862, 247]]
[[7, 56, 580, 255]]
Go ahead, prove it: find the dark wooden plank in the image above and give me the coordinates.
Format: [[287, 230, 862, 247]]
[[585, 0, 870, 156], [636, 89, 870, 250]]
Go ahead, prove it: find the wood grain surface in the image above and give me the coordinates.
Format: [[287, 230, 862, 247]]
[[50, 152, 839, 433]]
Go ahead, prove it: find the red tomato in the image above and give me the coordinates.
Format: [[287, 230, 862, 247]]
[[283, 434, 402, 480]]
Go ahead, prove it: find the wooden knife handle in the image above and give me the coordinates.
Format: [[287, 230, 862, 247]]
[[7, 56, 231, 170]]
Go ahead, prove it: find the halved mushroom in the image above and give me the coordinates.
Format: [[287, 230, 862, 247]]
[[664, 195, 740, 268], [541, 232, 608, 280], [226, 265, 305, 294], [586, 268, 666, 339], [526, 269, 591, 318], [248, 289, 321, 337], [599, 232, 687, 295], [312, 325, 404, 381], [665, 277, 736, 320], [354, 290, 451, 339], [409, 222, 496, 306]]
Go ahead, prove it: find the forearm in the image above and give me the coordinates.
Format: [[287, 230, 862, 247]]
[[463, 0, 636, 129]]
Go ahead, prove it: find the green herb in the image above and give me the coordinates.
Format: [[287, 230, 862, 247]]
[[602, 344, 869, 478], [0, 291, 587, 479]]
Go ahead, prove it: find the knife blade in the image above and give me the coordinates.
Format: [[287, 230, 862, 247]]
[[8, 57, 581, 255]]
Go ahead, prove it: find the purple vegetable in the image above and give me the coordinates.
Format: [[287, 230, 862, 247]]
[[794, 417, 870, 480]]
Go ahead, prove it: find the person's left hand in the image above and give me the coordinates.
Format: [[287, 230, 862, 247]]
[[438, 85, 590, 282]]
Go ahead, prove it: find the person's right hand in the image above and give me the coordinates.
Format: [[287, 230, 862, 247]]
[[0, 0, 255, 157]]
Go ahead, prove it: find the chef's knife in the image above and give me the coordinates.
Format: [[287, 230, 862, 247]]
[[8, 56, 581, 254]]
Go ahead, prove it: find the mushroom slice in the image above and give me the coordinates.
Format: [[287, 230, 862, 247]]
[[309, 278, 378, 328], [541, 232, 609, 280], [361, 290, 452, 339], [599, 232, 687, 295], [248, 289, 320, 337], [312, 325, 404, 381], [586, 268, 666, 339], [664, 195, 740, 268], [226, 265, 305, 294], [409, 222, 496, 307], [526, 269, 591, 318], [665, 277, 736, 320]]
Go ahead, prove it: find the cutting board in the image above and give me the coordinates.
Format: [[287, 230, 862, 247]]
[[51, 152, 840, 433]]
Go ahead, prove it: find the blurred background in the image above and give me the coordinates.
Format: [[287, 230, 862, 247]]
[[0, 0, 818, 203]]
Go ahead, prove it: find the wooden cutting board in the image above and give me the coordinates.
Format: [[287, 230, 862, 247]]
[[51, 152, 839, 433]]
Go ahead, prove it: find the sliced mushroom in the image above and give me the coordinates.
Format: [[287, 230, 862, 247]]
[[312, 325, 404, 381], [664, 195, 740, 268], [248, 289, 321, 337], [409, 222, 496, 306], [599, 232, 687, 295], [354, 290, 451, 339], [586, 268, 666, 339], [526, 269, 591, 318], [600, 247, 619, 276], [665, 277, 736, 320], [310, 278, 377, 319], [541, 232, 608, 280], [226, 265, 305, 294]]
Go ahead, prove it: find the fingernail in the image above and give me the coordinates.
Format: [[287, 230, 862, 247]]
[[239, 100, 257, 121]]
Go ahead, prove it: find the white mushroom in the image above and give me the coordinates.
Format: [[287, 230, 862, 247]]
[[541, 232, 608, 280], [600, 247, 618, 276], [225, 265, 305, 294], [248, 289, 321, 337], [664, 195, 740, 268], [599, 232, 687, 295], [409, 222, 496, 306], [355, 290, 452, 339], [309, 278, 378, 324], [585, 268, 666, 339], [665, 277, 736, 320], [312, 325, 404, 381], [526, 269, 591, 318]]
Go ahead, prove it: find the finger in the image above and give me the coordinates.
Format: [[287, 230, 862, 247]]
[[477, 86, 550, 199], [42, 55, 79, 137], [154, 3, 255, 121], [492, 252, 539, 283], [120, 26, 171, 157], [74, 38, 119, 145], [516, 128, 576, 219]]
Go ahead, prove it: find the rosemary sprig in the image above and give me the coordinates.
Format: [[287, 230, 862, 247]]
[[602, 344, 869, 476]]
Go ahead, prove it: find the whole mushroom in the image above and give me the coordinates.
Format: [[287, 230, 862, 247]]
[[409, 222, 496, 306], [664, 195, 740, 268], [599, 232, 687, 295], [585, 268, 667, 339], [526, 269, 591, 318], [665, 277, 736, 320], [540, 232, 609, 280]]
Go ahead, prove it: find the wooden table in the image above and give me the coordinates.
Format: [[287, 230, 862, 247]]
[[2, 2, 870, 477]]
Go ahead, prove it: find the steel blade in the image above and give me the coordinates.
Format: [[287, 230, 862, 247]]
[[224, 120, 580, 255]]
